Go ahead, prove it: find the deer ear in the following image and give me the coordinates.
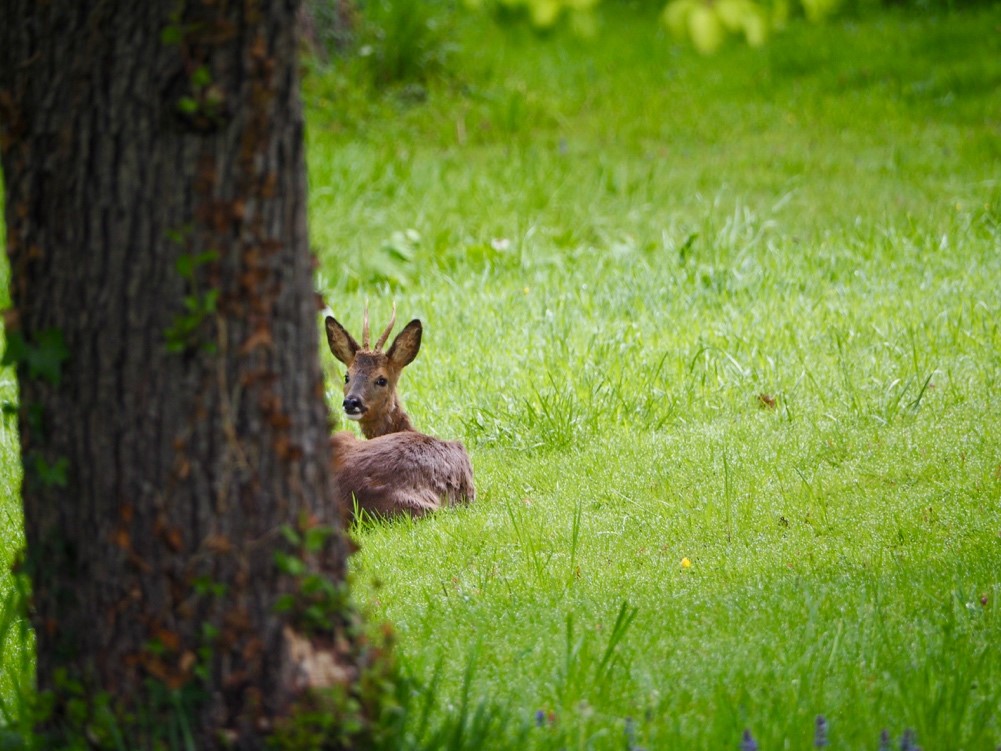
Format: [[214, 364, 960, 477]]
[[325, 317, 359, 365], [387, 319, 422, 369]]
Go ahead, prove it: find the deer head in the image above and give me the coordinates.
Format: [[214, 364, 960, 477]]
[[325, 303, 422, 439]]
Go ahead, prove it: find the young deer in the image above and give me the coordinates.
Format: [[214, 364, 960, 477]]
[[325, 305, 475, 519]]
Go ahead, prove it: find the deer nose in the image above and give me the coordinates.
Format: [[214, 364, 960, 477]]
[[343, 396, 366, 417]]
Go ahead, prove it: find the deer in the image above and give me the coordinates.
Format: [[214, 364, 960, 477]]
[[324, 304, 475, 519]]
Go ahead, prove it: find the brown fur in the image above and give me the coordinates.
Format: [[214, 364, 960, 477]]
[[325, 308, 475, 519], [331, 431, 475, 519]]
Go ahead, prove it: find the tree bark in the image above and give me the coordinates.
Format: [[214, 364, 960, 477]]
[[0, 1, 360, 747]]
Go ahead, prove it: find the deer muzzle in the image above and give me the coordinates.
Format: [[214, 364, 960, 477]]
[[343, 395, 366, 420]]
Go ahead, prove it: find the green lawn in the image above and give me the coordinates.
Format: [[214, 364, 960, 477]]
[[0, 174, 31, 727], [308, 6, 1001, 749], [4, 5, 1001, 749]]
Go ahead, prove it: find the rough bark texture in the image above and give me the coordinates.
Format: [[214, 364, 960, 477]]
[[0, 0, 359, 747]]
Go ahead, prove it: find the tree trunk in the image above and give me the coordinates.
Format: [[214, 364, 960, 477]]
[[0, 1, 362, 747]]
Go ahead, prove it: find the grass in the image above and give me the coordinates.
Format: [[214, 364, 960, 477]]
[[0, 179, 32, 732], [4, 3, 1001, 748]]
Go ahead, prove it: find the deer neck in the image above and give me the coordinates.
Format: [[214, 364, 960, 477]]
[[360, 395, 414, 439]]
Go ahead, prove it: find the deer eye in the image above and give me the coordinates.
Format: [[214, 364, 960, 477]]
[[375, 377, 388, 387], [344, 373, 350, 383]]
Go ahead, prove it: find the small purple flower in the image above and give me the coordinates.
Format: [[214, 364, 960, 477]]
[[624, 716, 646, 751], [534, 709, 546, 727], [900, 728, 918, 751], [814, 715, 829, 747], [740, 729, 759, 751], [879, 728, 891, 751]]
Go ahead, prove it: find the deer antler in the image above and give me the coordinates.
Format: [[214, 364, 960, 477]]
[[374, 302, 397, 351], [361, 301, 370, 349]]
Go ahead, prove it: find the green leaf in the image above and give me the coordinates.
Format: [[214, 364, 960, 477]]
[[175, 250, 220, 279], [192, 576, 227, 597], [800, 0, 841, 23], [160, 25, 183, 46], [201, 622, 220, 642], [716, 0, 752, 32], [304, 604, 328, 627], [688, 5, 726, 55], [177, 96, 199, 115], [274, 551, 306, 577], [176, 254, 195, 279], [529, 0, 561, 27], [31, 455, 69, 488], [1, 332, 28, 369], [203, 288, 219, 313], [742, 10, 768, 46], [304, 525, 332, 553], [25, 329, 70, 385], [280, 524, 302, 547], [661, 0, 698, 40], [145, 638, 167, 656], [300, 574, 325, 596], [191, 65, 212, 88]]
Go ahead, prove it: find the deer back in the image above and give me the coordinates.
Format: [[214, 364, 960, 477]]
[[331, 430, 475, 520]]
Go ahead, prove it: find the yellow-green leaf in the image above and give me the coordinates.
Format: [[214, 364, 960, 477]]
[[661, 0, 698, 41], [716, 0, 751, 33], [688, 4, 725, 55], [801, 0, 840, 23], [743, 11, 768, 46], [530, 0, 562, 27]]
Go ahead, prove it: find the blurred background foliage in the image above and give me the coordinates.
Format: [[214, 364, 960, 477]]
[[300, 0, 996, 69]]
